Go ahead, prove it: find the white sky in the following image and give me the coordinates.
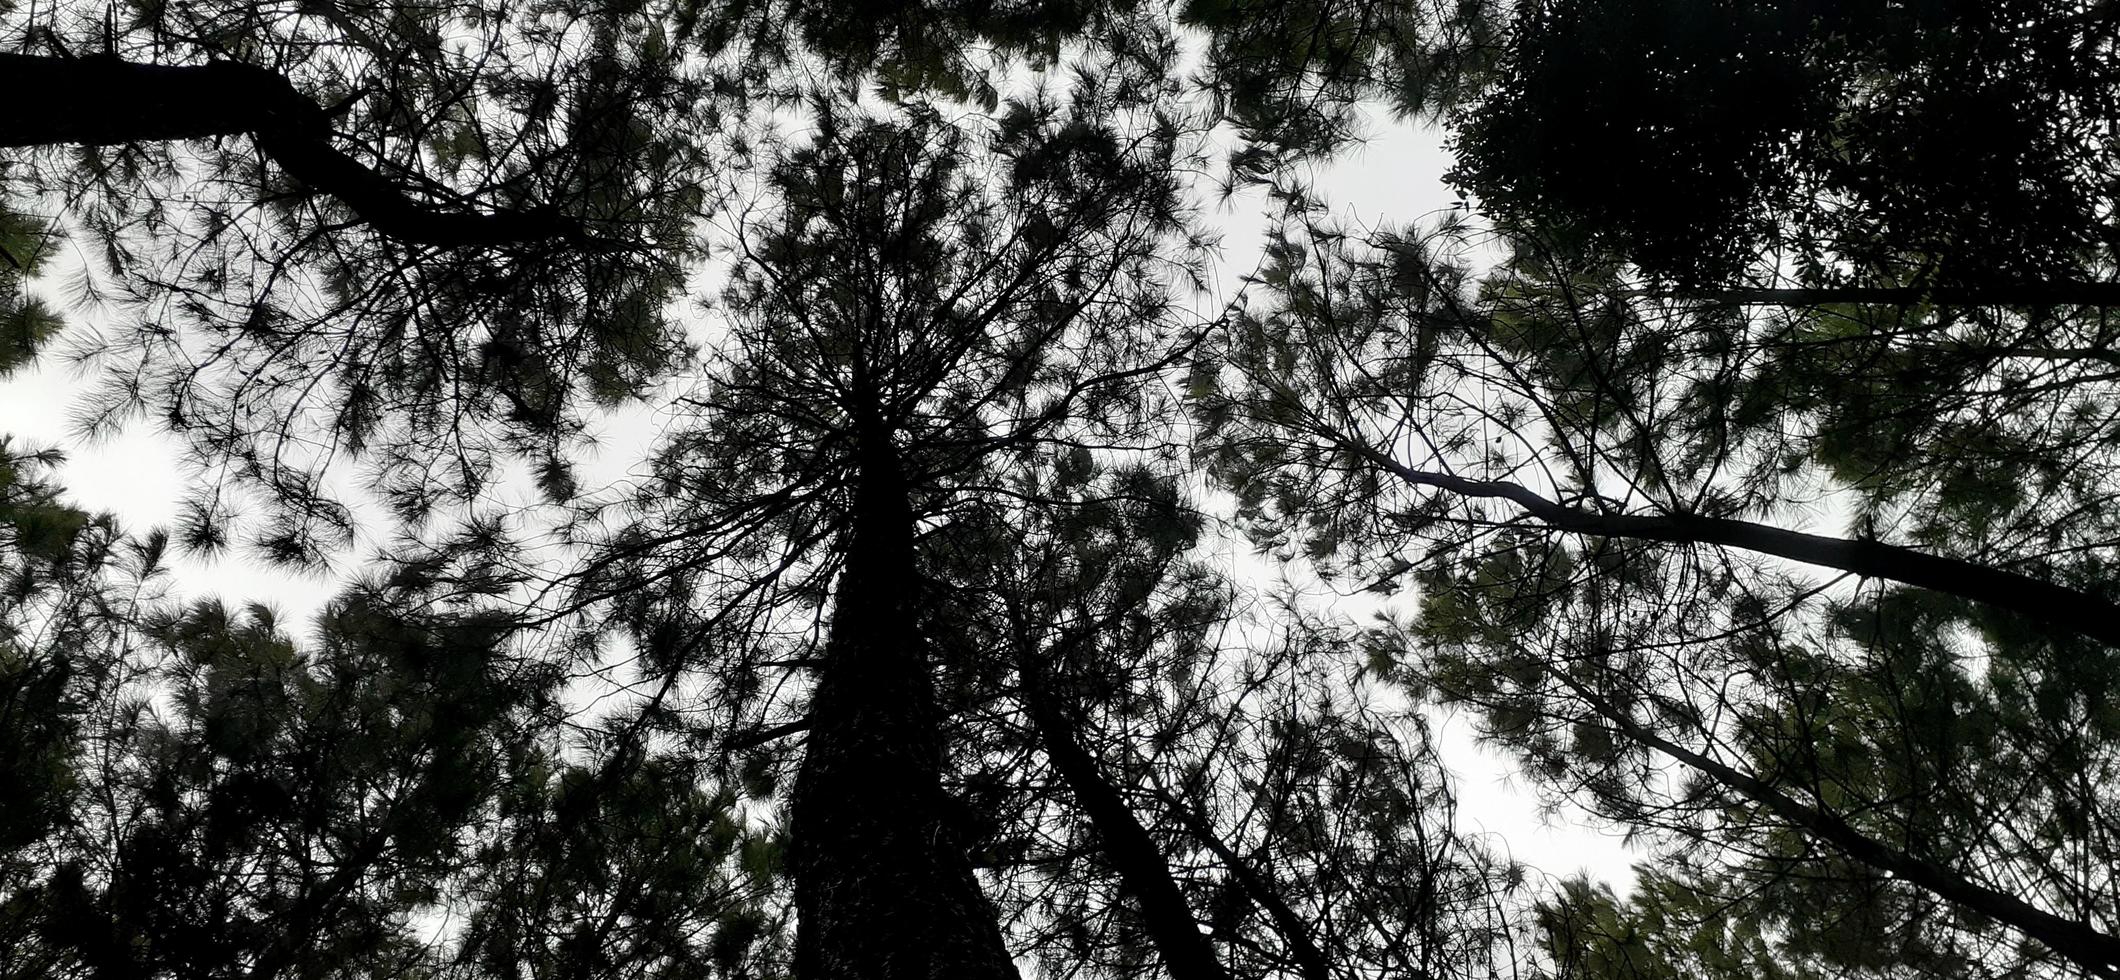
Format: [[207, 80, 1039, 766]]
[[0, 104, 1642, 893], [1193, 120, 1644, 892]]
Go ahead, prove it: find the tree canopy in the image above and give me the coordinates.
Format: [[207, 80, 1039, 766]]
[[4, 1, 2119, 979]]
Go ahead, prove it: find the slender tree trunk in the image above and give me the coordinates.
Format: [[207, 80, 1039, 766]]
[[1153, 787, 1333, 980], [788, 412, 1019, 980], [1018, 659, 1229, 980]]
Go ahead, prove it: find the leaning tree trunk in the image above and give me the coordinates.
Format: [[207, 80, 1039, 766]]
[[788, 411, 1019, 980], [1018, 656, 1230, 980]]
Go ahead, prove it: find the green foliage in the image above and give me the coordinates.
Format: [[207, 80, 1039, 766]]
[[25, 589, 532, 977], [1199, 79, 2120, 974], [7, 0, 1187, 561], [457, 756, 787, 980], [1536, 872, 1827, 980], [1450, 0, 2120, 287], [1183, 0, 1506, 173], [0, 442, 138, 947], [13, 2, 2120, 978], [0, 527, 781, 977], [0, 197, 61, 378], [924, 460, 1530, 980]]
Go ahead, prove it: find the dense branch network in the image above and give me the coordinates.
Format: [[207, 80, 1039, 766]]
[[0, 54, 596, 248], [6, 2, 2120, 979]]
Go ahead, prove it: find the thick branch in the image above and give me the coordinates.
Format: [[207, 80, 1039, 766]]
[[1635, 284, 2120, 308], [1348, 439, 2120, 648], [0, 53, 589, 248], [1559, 675, 2120, 978], [722, 717, 811, 751]]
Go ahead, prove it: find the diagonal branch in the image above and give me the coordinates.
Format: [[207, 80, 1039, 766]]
[[1017, 636, 1230, 980], [1550, 670, 2120, 979], [1632, 284, 2120, 308], [1148, 782, 1334, 980], [1301, 413, 2120, 648], [0, 54, 594, 249]]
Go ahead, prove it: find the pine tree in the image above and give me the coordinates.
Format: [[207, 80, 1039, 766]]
[[1197, 196, 2120, 978], [1448, 0, 2120, 294], [552, 90, 1193, 978], [0, 0, 1177, 558], [14, 1, 2120, 977]]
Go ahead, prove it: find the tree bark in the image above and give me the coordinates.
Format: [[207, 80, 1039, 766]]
[[0, 54, 588, 248], [788, 410, 1019, 980], [1633, 284, 2120, 308], [1348, 442, 2120, 648], [1018, 659, 1229, 980]]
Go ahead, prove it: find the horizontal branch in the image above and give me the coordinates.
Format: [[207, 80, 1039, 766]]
[[0, 53, 591, 248]]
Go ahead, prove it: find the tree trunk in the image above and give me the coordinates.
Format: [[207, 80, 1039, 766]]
[[788, 416, 1019, 980], [1018, 659, 1229, 980], [1153, 786, 1335, 980]]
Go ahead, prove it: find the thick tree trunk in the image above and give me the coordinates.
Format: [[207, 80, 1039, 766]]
[[788, 419, 1018, 980], [1018, 660, 1229, 980], [0, 54, 587, 248]]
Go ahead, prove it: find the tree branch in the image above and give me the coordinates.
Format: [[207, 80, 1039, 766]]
[[1632, 284, 2120, 308], [723, 717, 812, 751], [1019, 652, 1230, 980], [1150, 783, 1334, 980], [1324, 421, 2120, 648], [1554, 672, 2120, 978], [0, 53, 593, 249]]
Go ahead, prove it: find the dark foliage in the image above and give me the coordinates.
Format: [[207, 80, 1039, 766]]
[[1450, 0, 2120, 289]]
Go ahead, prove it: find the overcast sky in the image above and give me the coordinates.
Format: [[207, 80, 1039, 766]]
[[0, 111, 1644, 893]]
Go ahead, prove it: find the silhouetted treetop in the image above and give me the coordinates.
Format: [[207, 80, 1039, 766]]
[[0, 0, 1186, 561], [13, 3, 2120, 979], [1450, 0, 2120, 290]]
